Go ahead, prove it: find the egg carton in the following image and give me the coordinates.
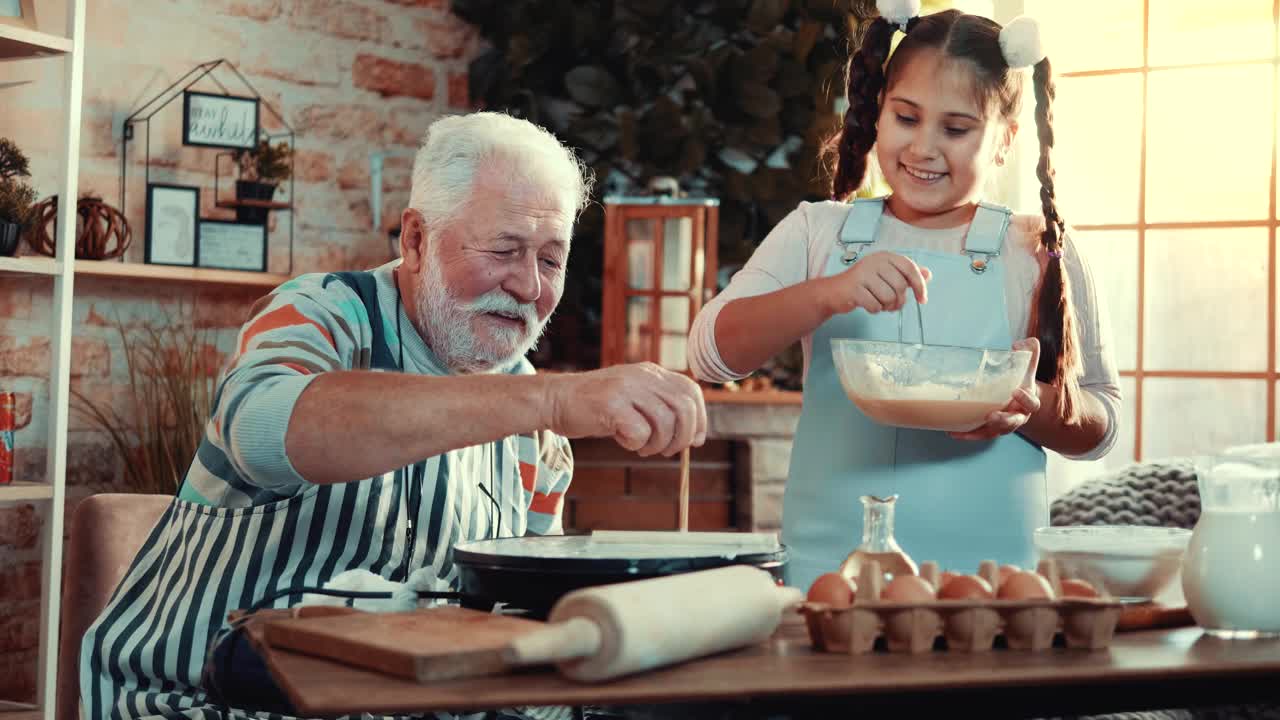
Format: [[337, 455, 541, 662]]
[[799, 558, 1123, 654]]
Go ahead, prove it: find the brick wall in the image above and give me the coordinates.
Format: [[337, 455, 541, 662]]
[[0, 505, 42, 704], [562, 400, 806, 536], [0, 0, 479, 702], [564, 439, 747, 533]]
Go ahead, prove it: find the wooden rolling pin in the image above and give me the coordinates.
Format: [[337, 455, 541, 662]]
[[505, 564, 802, 682]]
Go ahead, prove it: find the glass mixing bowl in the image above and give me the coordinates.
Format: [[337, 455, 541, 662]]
[[830, 339, 1032, 432], [1034, 525, 1191, 602]]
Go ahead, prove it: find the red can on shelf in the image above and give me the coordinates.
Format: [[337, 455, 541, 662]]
[[0, 391, 15, 485]]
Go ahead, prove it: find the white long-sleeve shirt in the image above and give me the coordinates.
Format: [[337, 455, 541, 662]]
[[688, 200, 1121, 461]]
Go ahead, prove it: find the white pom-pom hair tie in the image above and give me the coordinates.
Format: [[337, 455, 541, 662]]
[[999, 15, 1046, 68], [876, 0, 920, 32]]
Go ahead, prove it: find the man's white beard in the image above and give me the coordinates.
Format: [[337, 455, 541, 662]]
[[414, 258, 551, 374]]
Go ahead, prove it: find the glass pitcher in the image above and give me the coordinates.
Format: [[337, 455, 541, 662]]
[[838, 495, 918, 581], [1183, 452, 1280, 638]]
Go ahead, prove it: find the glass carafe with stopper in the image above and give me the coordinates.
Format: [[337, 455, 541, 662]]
[[838, 495, 918, 580]]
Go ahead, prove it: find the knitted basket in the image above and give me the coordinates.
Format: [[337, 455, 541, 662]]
[[1050, 459, 1200, 530]]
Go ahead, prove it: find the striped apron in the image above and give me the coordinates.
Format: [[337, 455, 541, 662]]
[[80, 271, 531, 720]]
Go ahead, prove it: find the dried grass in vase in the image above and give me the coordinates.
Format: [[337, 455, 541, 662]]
[[71, 310, 221, 495]]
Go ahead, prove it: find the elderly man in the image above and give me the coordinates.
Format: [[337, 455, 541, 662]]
[[80, 112, 706, 720]]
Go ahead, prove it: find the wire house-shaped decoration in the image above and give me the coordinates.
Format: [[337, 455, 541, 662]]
[[120, 58, 295, 273]]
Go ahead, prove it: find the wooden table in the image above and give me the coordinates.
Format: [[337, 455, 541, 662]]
[[247, 615, 1280, 719]]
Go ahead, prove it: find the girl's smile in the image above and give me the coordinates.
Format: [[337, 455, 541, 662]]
[[900, 164, 948, 183]]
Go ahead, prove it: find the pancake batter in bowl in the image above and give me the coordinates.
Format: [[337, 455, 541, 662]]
[[843, 358, 1018, 431]]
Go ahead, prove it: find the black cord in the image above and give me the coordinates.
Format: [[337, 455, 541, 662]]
[[244, 584, 468, 616], [478, 481, 504, 537], [395, 272, 419, 578], [395, 272, 405, 373], [247, 587, 393, 615]]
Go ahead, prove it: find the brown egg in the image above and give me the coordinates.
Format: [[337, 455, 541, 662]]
[[939, 571, 959, 587], [1059, 578, 1100, 598], [881, 574, 936, 603], [997, 564, 1022, 585], [997, 570, 1056, 600], [807, 572, 857, 608], [937, 574, 995, 601]]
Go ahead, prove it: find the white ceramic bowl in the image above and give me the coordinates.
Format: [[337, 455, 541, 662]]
[[1033, 525, 1192, 601], [830, 339, 1032, 432]]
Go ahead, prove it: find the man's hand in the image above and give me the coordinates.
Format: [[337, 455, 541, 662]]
[[544, 363, 708, 457]]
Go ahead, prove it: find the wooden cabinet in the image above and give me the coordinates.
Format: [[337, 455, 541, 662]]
[[600, 197, 718, 373]]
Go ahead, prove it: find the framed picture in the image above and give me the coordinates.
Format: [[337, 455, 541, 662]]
[[145, 184, 199, 267], [182, 90, 259, 150], [0, 0, 36, 30], [198, 220, 267, 272]]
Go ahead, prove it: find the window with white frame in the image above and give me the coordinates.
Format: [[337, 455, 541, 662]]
[[1035, 0, 1277, 463], [956, 1, 1278, 492], [870, 1, 1273, 492]]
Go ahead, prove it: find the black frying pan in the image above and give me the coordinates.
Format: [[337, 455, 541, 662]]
[[452, 534, 788, 618]]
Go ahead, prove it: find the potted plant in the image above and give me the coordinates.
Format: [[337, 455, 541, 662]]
[[230, 138, 292, 224], [0, 138, 38, 256]]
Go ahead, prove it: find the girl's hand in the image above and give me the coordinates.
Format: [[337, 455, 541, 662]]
[[823, 251, 932, 315], [949, 338, 1042, 441]]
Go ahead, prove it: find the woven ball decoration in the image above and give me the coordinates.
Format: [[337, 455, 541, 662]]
[[28, 195, 132, 260]]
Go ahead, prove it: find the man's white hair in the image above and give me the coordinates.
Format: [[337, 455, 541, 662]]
[[409, 112, 594, 229]]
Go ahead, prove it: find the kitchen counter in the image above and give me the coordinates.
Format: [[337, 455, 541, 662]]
[[248, 612, 1280, 718]]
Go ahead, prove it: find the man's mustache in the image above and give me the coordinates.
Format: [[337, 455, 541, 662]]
[[463, 290, 539, 329]]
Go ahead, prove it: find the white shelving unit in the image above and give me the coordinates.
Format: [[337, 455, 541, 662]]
[[0, 256, 60, 276], [0, 2, 86, 719], [0, 24, 72, 60]]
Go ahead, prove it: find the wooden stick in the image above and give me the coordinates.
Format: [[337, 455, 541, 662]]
[[678, 446, 690, 532]]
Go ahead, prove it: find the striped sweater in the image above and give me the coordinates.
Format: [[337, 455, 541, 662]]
[[80, 261, 573, 719], [178, 260, 572, 527]]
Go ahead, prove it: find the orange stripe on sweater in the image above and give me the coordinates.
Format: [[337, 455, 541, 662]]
[[240, 304, 334, 355], [519, 461, 537, 493], [279, 362, 311, 375], [520, 460, 563, 515], [530, 490, 563, 516]]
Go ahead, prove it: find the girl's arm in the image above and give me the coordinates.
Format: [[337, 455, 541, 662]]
[[709, 279, 842, 376], [689, 204, 929, 380], [1022, 233, 1122, 458], [688, 207, 816, 382], [712, 256, 931, 375], [950, 232, 1120, 456], [1020, 380, 1112, 456]]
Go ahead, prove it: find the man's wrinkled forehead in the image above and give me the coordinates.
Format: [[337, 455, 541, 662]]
[[471, 162, 576, 243]]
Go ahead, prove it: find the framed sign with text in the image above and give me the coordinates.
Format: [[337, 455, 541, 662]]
[[182, 90, 259, 150], [198, 220, 267, 272]]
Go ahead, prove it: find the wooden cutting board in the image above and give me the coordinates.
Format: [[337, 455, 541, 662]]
[[1116, 603, 1193, 632], [262, 606, 550, 683]]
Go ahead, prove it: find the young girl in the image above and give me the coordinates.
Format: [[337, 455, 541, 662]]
[[688, 0, 1121, 589]]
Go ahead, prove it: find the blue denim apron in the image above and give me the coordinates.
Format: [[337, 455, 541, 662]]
[[782, 198, 1047, 590]]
